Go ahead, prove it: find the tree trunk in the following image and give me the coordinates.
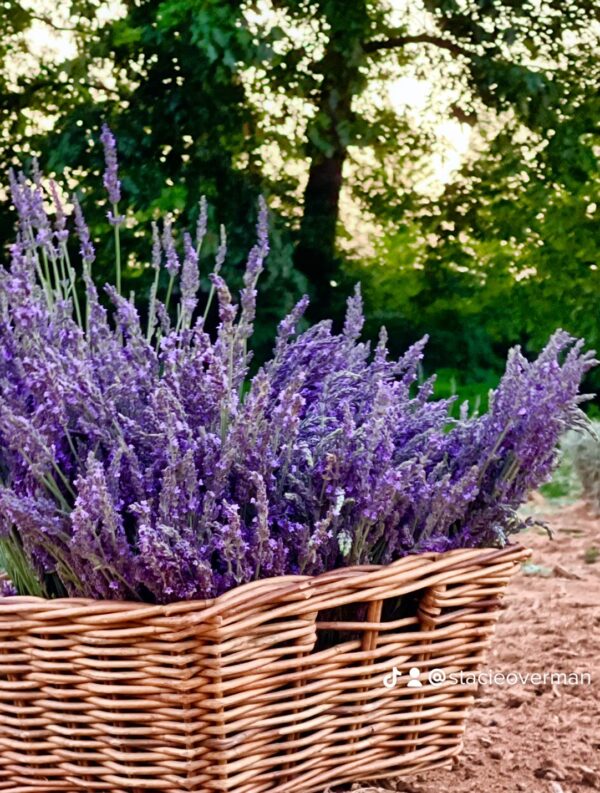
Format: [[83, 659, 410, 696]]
[[294, 24, 364, 321], [294, 149, 347, 314]]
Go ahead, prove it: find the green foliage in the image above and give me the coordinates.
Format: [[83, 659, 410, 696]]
[[539, 424, 600, 506], [567, 422, 600, 512], [351, 54, 598, 399], [0, 0, 305, 359], [0, 532, 46, 597], [0, 0, 598, 376], [538, 450, 581, 504], [584, 546, 599, 564], [432, 368, 499, 417]]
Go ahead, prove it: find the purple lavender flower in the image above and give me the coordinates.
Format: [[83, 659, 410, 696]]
[[238, 198, 269, 335], [72, 196, 95, 267], [181, 232, 199, 321], [162, 216, 180, 277], [49, 181, 69, 245], [0, 580, 17, 597], [151, 221, 161, 271], [215, 224, 227, 273], [196, 196, 208, 252], [343, 284, 364, 341], [0, 132, 596, 605], [8, 169, 27, 227], [70, 454, 138, 599], [100, 123, 121, 207]]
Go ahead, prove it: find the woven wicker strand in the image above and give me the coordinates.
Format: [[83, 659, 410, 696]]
[[0, 544, 530, 792]]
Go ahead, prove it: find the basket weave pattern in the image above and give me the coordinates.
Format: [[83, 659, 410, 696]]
[[0, 545, 528, 792]]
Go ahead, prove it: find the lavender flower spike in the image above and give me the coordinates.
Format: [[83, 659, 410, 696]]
[[100, 123, 122, 208], [151, 221, 161, 271], [0, 580, 17, 597], [180, 232, 200, 325], [49, 181, 69, 244], [196, 196, 208, 253], [100, 123, 124, 294], [72, 196, 95, 268], [162, 217, 180, 278]]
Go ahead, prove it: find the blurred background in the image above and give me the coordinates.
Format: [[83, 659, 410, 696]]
[[1, 0, 599, 409]]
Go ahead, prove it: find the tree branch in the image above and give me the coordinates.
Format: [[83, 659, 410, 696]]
[[363, 33, 471, 59], [27, 14, 84, 34]]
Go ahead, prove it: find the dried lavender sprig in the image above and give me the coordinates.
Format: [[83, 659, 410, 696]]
[[146, 221, 162, 342], [178, 232, 200, 331], [72, 196, 96, 270], [1, 133, 596, 605], [196, 196, 208, 255], [162, 215, 179, 314], [26, 167, 63, 300], [48, 182, 83, 328], [100, 124, 123, 294], [100, 124, 121, 205], [202, 223, 227, 323]]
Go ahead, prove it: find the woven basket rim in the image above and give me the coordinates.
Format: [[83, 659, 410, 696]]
[[0, 541, 530, 792], [0, 543, 530, 617]]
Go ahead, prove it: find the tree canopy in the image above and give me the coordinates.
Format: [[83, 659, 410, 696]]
[[1, 0, 599, 394]]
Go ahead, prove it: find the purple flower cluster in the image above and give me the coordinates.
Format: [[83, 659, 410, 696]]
[[0, 132, 596, 603], [100, 123, 122, 224]]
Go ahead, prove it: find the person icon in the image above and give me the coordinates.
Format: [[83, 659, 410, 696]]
[[407, 666, 423, 688]]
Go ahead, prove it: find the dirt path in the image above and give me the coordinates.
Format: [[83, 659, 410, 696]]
[[336, 501, 600, 793]]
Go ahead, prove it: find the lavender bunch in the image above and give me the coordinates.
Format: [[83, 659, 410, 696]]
[[0, 129, 596, 603]]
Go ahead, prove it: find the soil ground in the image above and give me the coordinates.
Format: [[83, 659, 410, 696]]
[[333, 499, 600, 793]]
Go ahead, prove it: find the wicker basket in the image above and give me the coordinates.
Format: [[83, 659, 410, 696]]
[[0, 544, 529, 792]]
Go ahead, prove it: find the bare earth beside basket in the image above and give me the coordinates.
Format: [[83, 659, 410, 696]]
[[0, 544, 529, 793], [341, 501, 599, 793]]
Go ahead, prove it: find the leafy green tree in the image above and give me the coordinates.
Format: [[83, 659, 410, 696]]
[[255, 0, 599, 317], [353, 65, 599, 399], [1, 0, 598, 361], [0, 0, 303, 354]]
